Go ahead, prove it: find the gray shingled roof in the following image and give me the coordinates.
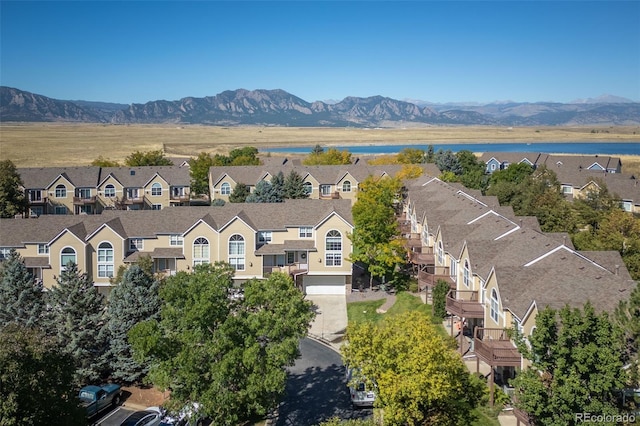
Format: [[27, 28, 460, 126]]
[[0, 199, 353, 247]]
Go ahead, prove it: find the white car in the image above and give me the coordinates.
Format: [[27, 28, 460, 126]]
[[120, 406, 164, 426], [158, 402, 207, 426], [346, 367, 376, 408]]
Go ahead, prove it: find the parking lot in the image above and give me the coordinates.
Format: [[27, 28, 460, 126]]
[[91, 405, 136, 426]]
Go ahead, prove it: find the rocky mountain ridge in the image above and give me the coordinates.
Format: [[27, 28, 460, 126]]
[[1, 86, 639, 127]]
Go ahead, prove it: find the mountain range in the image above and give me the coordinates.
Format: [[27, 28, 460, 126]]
[[1, 86, 639, 127]]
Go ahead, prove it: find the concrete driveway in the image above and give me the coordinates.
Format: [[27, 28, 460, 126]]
[[306, 295, 347, 349]]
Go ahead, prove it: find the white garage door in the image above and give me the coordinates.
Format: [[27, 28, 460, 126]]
[[304, 275, 346, 295]]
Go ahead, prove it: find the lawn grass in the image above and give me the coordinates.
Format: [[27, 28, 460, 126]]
[[346, 298, 386, 325]]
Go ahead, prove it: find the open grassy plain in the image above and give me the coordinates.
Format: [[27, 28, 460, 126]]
[[1, 123, 638, 168]]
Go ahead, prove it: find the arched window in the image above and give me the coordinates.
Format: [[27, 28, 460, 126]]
[[303, 182, 312, 194], [193, 237, 210, 266], [151, 183, 162, 196], [60, 247, 76, 272], [220, 182, 231, 195], [325, 230, 342, 266], [342, 180, 351, 192], [228, 234, 245, 271], [97, 242, 114, 278], [55, 184, 67, 198], [104, 184, 116, 198], [437, 241, 443, 265], [463, 260, 470, 287], [490, 289, 500, 323]]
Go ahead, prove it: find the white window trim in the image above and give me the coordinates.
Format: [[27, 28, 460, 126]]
[[60, 246, 76, 272], [220, 182, 231, 195], [193, 237, 210, 266], [170, 234, 184, 246], [129, 238, 143, 251], [97, 241, 114, 278], [151, 183, 163, 196], [299, 227, 313, 238], [258, 231, 272, 243], [38, 244, 49, 255], [55, 185, 67, 198], [228, 234, 245, 271], [325, 230, 342, 267], [104, 184, 116, 197]]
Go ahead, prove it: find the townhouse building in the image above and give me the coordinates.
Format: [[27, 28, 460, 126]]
[[0, 199, 354, 297], [18, 166, 191, 216], [480, 152, 640, 214], [208, 163, 405, 204], [401, 176, 636, 411]]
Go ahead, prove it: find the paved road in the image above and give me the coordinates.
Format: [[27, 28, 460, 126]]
[[276, 338, 372, 426]]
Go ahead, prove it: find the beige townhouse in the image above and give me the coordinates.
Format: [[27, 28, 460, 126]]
[[0, 199, 354, 297], [18, 166, 190, 216], [401, 175, 636, 410], [208, 164, 405, 204]]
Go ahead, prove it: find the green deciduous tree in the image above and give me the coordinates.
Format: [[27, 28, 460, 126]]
[[0, 324, 85, 426], [397, 148, 426, 164], [45, 263, 108, 385], [349, 176, 405, 288], [103, 265, 160, 383], [229, 146, 261, 166], [90, 156, 121, 167], [512, 304, 626, 425], [189, 152, 214, 198], [283, 170, 310, 199], [0, 250, 44, 328], [0, 159, 28, 218], [229, 183, 251, 203], [342, 311, 483, 425], [304, 147, 352, 165], [129, 264, 313, 425], [125, 150, 173, 166]]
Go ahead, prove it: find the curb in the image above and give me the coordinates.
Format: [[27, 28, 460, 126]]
[[307, 332, 343, 353]]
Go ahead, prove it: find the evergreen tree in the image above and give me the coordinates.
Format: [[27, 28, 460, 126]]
[[270, 171, 285, 201], [0, 250, 44, 328], [46, 262, 107, 385], [229, 183, 250, 203], [434, 149, 462, 174], [0, 159, 28, 218], [103, 265, 160, 383], [246, 180, 283, 203], [425, 145, 435, 163], [0, 324, 85, 425], [283, 170, 309, 199]]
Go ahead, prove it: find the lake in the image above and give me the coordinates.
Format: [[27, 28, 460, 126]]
[[262, 142, 640, 156]]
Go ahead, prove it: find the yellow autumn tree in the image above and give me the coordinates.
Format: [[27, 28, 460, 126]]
[[395, 164, 423, 180], [342, 311, 484, 426]]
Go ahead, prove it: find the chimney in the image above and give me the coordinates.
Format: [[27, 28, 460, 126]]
[[615, 265, 620, 276]]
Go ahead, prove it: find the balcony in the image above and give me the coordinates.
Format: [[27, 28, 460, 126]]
[[319, 191, 340, 199], [446, 290, 485, 319], [409, 245, 435, 265], [473, 327, 522, 367], [73, 196, 96, 205], [404, 233, 422, 251], [264, 262, 308, 277], [417, 266, 455, 291], [170, 193, 190, 202], [123, 196, 144, 205], [29, 196, 47, 204]]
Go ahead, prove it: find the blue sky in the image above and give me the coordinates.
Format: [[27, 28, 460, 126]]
[[1, 1, 639, 105]]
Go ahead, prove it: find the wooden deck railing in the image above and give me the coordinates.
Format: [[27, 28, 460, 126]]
[[73, 196, 96, 204], [446, 290, 484, 318], [473, 327, 521, 367], [417, 267, 455, 291]]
